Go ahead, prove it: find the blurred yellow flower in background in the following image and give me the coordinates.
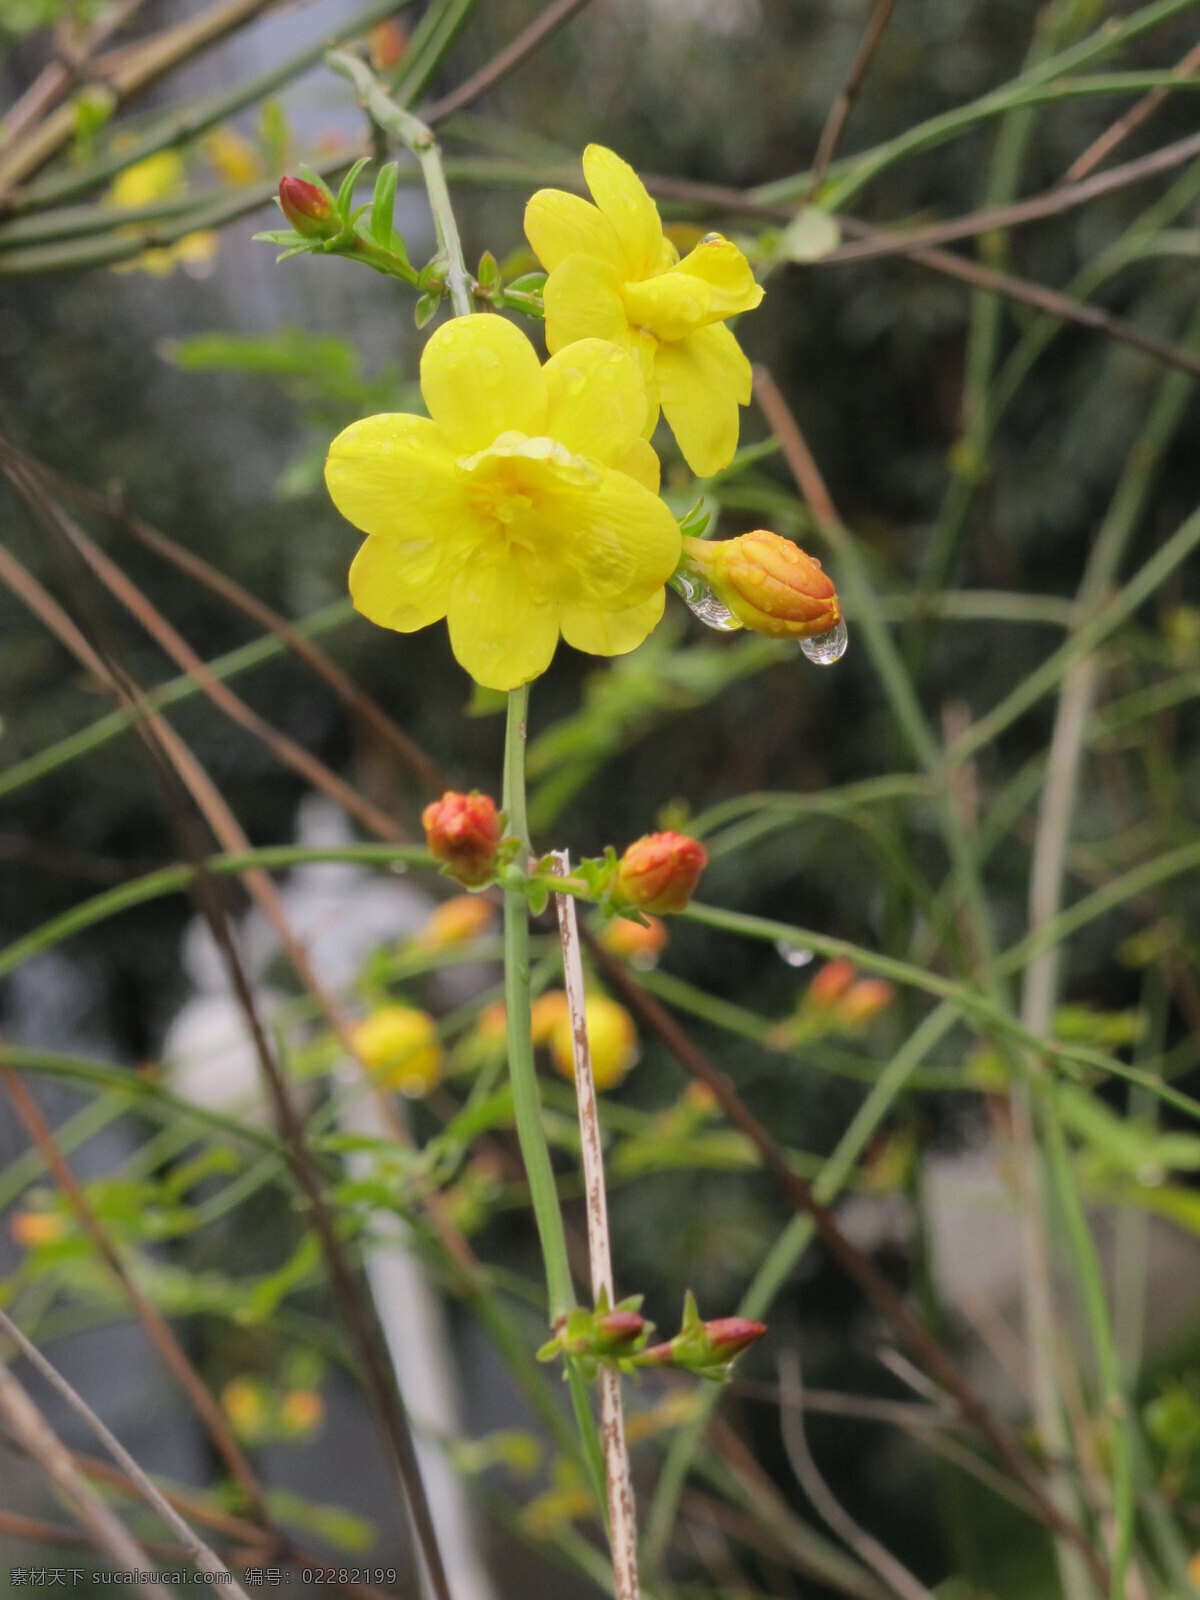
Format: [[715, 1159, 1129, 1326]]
[[548, 993, 638, 1091], [525, 145, 763, 477], [326, 314, 680, 689], [418, 894, 496, 950], [106, 150, 217, 276], [352, 1004, 443, 1096]]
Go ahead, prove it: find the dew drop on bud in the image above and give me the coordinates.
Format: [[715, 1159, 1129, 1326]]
[[701, 232, 723, 244], [676, 570, 742, 633], [799, 618, 848, 665], [775, 939, 814, 968]]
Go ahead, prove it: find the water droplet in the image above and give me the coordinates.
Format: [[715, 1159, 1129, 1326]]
[[775, 939, 813, 968], [799, 618, 848, 665], [675, 570, 741, 632], [701, 232, 724, 245]]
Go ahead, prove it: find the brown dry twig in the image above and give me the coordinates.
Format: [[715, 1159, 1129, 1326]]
[[807, 0, 902, 198], [424, 0, 596, 124]]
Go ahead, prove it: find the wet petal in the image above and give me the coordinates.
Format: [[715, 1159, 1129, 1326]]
[[445, 556, 560, 690], [525, 187, 622, 272], [349, 530, 469, 632], [582, 144, 664, 278], [675, 236, 764, 317], [623, 269, 717, 343], [561, 588, 665, 657], [543, 253, 630, 355], [325, 414, 463, 539], [655, 322, 751, 477], [615, 436, 660, 493], [544, 338, 647, 463], [420, 314, 548, 452], [531, 466, 680, 605]]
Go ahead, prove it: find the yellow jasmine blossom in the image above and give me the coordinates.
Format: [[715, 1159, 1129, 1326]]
[[525, 145, 763, 478], [203, 125, 262, 186], [326, 314, 680, 690], [548, 994, 638, 1091], [352, 1004, 442, 1096], [106, 150, 217, 276]]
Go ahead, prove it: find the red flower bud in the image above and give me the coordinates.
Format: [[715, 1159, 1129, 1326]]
[[594, 1311, 649, 1352], [616, 832, 708, 915], [422, 791, 502, 886], [701, 1318, 767, 1360], [278, 175, 339, 239]]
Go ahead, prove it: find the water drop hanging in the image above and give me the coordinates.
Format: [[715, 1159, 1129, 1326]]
[[775, 939, 814, 968], [675, 570, 742, 632], [799, 618, 848, 665]]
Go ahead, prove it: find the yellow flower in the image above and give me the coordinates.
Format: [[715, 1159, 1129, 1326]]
[[108, 151, 185, 209], [203, 126, 261, 186], [326, 315, 680, 690], [352, 1004, 442, 1096], [525, 145, 763, 477], [106, 151, 217, 276], [548, 994, 638, 1091], [418, 894, 495, 950]]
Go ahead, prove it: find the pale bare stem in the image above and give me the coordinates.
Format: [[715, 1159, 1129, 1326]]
[[0, 1309, 250, 1597], [0, 1361, 166, 1600], [551, 851, 640, 1600], [778, 1351, 936, 1600]]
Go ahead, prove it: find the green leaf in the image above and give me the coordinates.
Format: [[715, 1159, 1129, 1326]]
[[506, 271, 547, 295], [414, 291, 441, 329], [335, 156, 372, 219], [476, 249, 501, 290], [369, 162, 407, 262]]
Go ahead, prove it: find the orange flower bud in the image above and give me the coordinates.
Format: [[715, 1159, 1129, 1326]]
[[279, 1389, 324, 1437], [616, 832, 707, 914], [419, 894, 495, 950], [278, 175, 339, 239], [836, 979, 894, 1028], [549, 995, 638, 1091], [368, 17, 408, 70], [352, 1004, 442, 1096], [422, 790, 502, 886], [808, 958, 857, 1008], [600, 914, 668, 967], [475, 1000, 509, 1042], [681, 530, 840, 641], [11, 1210, 68, 1248]]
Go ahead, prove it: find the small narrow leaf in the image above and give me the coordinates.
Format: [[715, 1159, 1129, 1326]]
[[414, 291, 440, 329], [370, 162, 401, 252], [335, 157, 372, 219]]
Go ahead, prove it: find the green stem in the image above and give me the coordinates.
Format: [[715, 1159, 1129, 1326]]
[[325, 50, 473, 318], [501, 685, 607, 1509]]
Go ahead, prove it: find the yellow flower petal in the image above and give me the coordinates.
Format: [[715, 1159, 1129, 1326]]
[[560, 587, 665, 658], [543, 339, 646, 463], [622, 270, 717, 343], [325, 414, 463, 539], [108, 151, 185, 209], [525, 187, 622, 273], [543, 252, 630, 356], [446, 557, 560, 690], [655, 322, 751, 477], [582, 144, 664, 279], [615, 436, 660, 493], [349, 531, 466, 632], [675, 235, 764, 316], [420, 314, 548, 452], [532, 468, 679, 605]]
